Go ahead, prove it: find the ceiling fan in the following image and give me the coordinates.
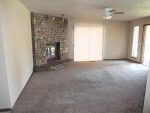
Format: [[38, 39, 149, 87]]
[[103, 8, 124, 20]]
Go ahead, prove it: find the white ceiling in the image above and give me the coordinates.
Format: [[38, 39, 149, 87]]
[[20, 0, 150, 21]]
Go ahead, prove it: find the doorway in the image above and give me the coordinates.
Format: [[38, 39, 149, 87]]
[[74, 24, 103, 61], [141, 25, 150, 66]]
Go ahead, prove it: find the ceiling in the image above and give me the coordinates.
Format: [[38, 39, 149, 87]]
[[20, 0, 150, 21]]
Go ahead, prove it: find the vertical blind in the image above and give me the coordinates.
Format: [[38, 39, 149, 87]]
[[131, 26, 139, 58], [74, 24, 103, 61]]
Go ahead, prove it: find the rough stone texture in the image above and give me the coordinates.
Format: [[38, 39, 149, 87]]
[[33, 60, 72, 72], [31, 13, 68, 70], [11, 60, 148, 113]]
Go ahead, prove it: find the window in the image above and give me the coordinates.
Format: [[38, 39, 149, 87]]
[[131, 26, 139, 58]]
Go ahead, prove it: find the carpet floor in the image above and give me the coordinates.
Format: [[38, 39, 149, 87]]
[[12, 60, 148, 113]]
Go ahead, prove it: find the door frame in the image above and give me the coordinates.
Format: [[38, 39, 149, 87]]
[[140, 24, 150, 64]]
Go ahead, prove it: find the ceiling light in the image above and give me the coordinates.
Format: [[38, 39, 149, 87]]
[[103, 15, 112, 20]]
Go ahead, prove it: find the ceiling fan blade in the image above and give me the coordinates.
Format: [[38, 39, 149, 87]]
[[109, 9, 117, 12], [113, 12, 124, 14]]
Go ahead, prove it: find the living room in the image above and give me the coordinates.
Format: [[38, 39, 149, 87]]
[[0, 0, 150, 113]]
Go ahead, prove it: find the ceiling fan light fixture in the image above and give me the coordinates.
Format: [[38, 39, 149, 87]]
[[102, 8, 124, 20], [103, 14, 112, 20]]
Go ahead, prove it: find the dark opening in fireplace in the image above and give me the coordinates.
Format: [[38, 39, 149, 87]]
[[45, 42, 60, 61]]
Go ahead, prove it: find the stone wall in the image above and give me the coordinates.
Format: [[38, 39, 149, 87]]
[[31, 13, 68, 69]]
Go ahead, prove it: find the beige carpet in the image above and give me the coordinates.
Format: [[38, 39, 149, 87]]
[[12, 60, 148, 113]]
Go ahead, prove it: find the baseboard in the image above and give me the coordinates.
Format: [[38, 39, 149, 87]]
[[103, 58, 128, 60], [0, 108, 11, 112]]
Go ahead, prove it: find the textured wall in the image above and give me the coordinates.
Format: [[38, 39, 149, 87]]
[[32, 13, 68, 67]]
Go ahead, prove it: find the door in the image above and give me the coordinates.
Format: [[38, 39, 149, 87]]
[[74, 25, 103, 61], [141, 25, 150, 66]]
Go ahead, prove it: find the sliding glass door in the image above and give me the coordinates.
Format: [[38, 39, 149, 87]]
[[74, 26, 89, 61], [74, 25, 103, 61]]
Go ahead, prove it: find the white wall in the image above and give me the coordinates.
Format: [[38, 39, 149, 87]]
[[0, 18, 11, 109], [67, 18, 129, 60], [128, 17, 150, 62], [103, 21, 129, 59], [143, 71, 150, 113], [0, 0, 33, 107]]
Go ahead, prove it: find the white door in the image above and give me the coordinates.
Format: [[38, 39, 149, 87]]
[[74, 25, 103, 61]]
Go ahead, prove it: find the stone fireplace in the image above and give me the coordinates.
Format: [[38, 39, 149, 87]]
[[31, 13, 69, 71]]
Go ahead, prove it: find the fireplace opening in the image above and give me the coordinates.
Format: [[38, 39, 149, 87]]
[[45, 42, 60, 61]]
